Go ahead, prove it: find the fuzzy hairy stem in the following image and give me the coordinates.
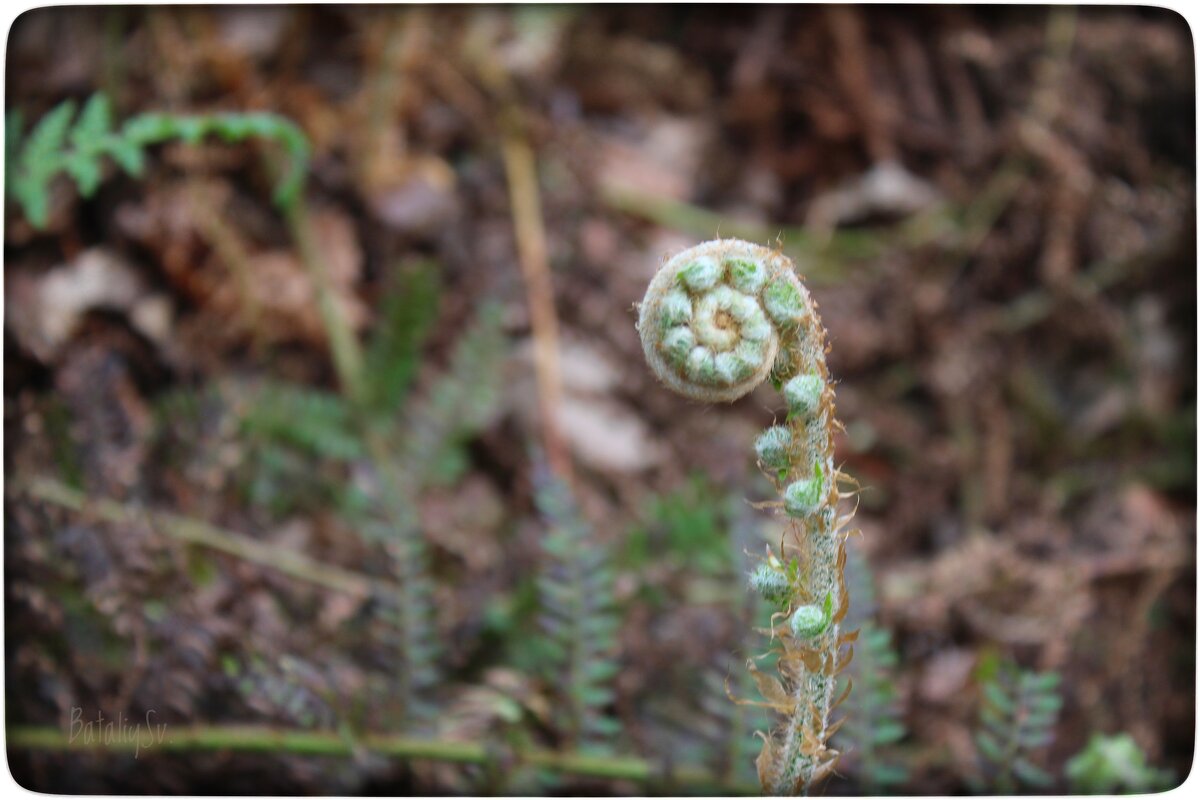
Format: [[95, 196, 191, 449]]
[[637, 239, 849, 796]]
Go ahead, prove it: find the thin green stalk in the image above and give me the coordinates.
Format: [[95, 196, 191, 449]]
[[6, 725, 757, 793], [284, 199, 367, 407]]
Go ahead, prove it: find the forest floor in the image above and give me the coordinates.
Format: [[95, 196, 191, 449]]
[[5, 5, 1196, 795]]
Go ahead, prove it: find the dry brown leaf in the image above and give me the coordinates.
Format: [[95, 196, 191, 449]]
[[835, 646, 855, 675], [748, 662, 792, 708], [755, 732, 777, 789], [808, 750, 842, 789], [7, 249, 173, 361], [830, 677, 854, 713], [231, 209, 369, 344], [824, 715, 848, 740]]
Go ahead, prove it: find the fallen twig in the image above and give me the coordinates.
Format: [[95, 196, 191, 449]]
[[15, 476, 391, 601]]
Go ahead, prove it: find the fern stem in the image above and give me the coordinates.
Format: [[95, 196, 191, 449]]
[[284, 200, 368, 407], [7, 725, 757, 793]]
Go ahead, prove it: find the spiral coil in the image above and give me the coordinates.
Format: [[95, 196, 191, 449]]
[[637, 240, 810, 403]]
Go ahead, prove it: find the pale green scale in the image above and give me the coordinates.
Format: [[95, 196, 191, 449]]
[[660, 326, 695, 367], [714, 351, 751, 384], [740, 309, 773, 342], [686, 345, 718, 385], [725, 256, 767, 293], [763, 278, 806, 327], [790, 604, 828, 638], [749, 563, 792, 607], [657, 288, 693, 329], [727, 293, 760, 322], [736, 339, 768, 369], [754, 425, 792, 471], [784, 373, 824, 418], [707, 284, 740, 310], [784, 469, 823, 517], [676, 256, 722, 292]]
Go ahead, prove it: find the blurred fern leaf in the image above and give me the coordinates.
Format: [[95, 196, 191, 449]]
[[362, 260, 441, 416], [834, 544, 908, 794], [5, 92, 310, 228], [974, 662, 1063, 792], [533, 464, 622, 754], [241, 382, 362, 462]]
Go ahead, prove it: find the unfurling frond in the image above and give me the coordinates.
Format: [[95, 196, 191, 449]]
[[638, 239, 852, 795]]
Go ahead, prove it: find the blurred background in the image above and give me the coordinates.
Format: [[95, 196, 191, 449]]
[[4, 4, 1195, 795]]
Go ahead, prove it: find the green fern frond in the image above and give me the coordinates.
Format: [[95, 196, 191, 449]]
[[533, 463, 622, 754], [362, 259, 441, 417], [837, 622, 908, 793], [842, 538, 879, 628], [705, 630, 773, 786], [170, 296, 503, 732], [5, 92, 310, 228], [359, 300, 508, 726], [832, 543, 908, 793], [365, 512, 440, 725], [974, 662, 1063, 793], [396, 300, 506, 488], [224, 653, 338, 730], [240, 381, 362, 462]]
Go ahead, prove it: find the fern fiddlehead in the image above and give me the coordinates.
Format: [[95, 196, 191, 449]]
[[637, 239, 851, 795]]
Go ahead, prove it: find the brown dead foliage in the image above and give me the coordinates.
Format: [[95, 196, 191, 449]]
[[4, 4, 1194, 794]]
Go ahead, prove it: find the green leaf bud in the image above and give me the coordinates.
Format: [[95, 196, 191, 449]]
[[784, 373, 824, 418], [763, 278, 806, 327], [749, 563, 791, 606], [685, 346, 717, 384], [755, 425, 793, 471], [790, 603, 829, 638], [658, 289, 693, 328], [784, 468, 823, 517], [660, 327, 695, 367]]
